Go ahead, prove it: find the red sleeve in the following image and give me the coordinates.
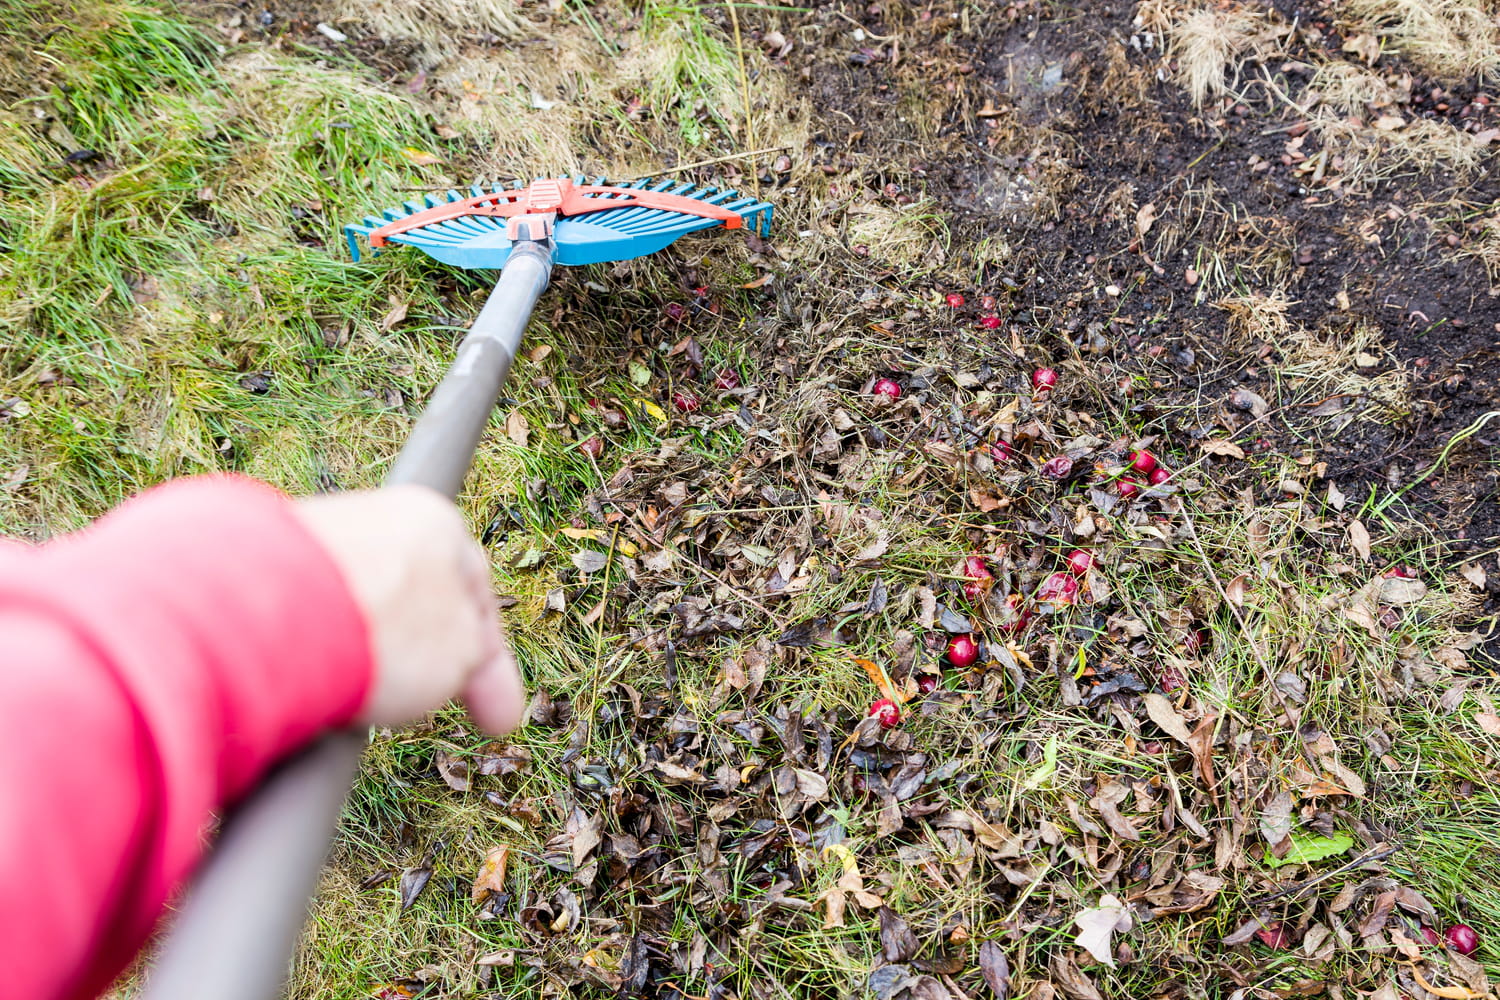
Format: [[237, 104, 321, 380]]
[[0, 475, 374, 1000]]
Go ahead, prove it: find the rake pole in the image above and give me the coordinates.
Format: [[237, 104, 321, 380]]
[[142, 238, 555, 1000]]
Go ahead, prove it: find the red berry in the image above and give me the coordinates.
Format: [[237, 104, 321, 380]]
[[665, 302, 688, 322], [1420, 925, 1442, 947], [1117, 477, 1142, 499], [947, 634, 980, 667], [1383, 565, 1419, 580], [988, 440, 1014, 462], [1065, 549, 1094, 576], [962, 556, 993, 602], [1148, 466, 1172, 486], [1129, 450, 1158, 475], [692, 285, 709, 298], [1035, 571, 1079, 606], [713, 369, 740, 391], [872, 378, 902, 400], [1040, 454, 1073, 479], [917, 674, 939, 694], [980, 295, 997, 310], [1254, 921, 1292, 949], [601, 407, 628, 430], [673, 391, 700, 413], [868, 698, 901, 729], [997, 593, 1031, 632], [1032, 367, 1058, 391], [579, 436, 605, 459], [1446, 924, 1479, 955], [978, 315, 1002, 330], [1183, 628, 1211, 654], [945, 292, 965, 308]]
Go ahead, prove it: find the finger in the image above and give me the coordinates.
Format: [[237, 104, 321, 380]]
[[462, 630, 525, 734]]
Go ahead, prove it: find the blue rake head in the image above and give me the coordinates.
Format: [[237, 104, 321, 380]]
[[344, 175, 774, 270]]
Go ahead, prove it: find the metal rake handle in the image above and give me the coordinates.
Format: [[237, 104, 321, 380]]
[[141, 240, 554, 1000]]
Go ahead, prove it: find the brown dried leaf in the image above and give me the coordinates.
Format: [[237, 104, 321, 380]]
[[1050, 950, 1105, 1000], [1348, 519, 1371, 562], [879, 906, 919, 963], [978, 940, 1011, 999], [570, 809, 603, 869], [379, 299, 409, 331], [1143, 692, 1193, 745], [434, 749, 471, 792], [1201, 439, 1246, 459], [1089, 781, 1141, 841], [795, 768, 830, 800], [472, 845, 510, 903], [1187, 715, 1217, 789], [505, 410, 529, 447], [1358, 889, 1396, 937], [1379, 576, 1427, 605], [399, 864, 432, 910]]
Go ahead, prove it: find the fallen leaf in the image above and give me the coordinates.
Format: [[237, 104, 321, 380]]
[[400, 146, 443, 166], [571, 810, 603, 869], [1051, 946, 1106, 1000], [572, 550, 608, 574], [1259, 790, 1294, 846], [1460, 563, 1487, 589], [1089, 781, 1140, 842], [505, 410, 529, 448], [472, 845, 510, 903], [1409, 965, 1484, 999], [853, 532, 890, 562], [379, 300, 409, 332], [1379, 576, 1427, 605], [1187, 715, 1217, 789], [1201, 439, 1246, 458], [434, 749, 471, 791], [879, 906, 919, 963], [978, 940, 1011, 999], [1135, 202, 1157, 238], [1263, 830, 1354, 868], [1143, 692, 1193, 745], [794, 768, 830, 800], [399, 864, 432, 910], [1073, 895, 1133, 967], [1348, 519, 1371, 562]]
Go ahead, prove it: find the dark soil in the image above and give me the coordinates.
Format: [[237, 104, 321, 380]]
[[780, 0, 1499, 636]]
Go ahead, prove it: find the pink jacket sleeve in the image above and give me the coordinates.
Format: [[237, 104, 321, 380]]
[[0, 475, 374, 1000]]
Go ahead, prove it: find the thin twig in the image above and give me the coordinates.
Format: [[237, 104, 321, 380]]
[[1251, 846, 1400, 903]]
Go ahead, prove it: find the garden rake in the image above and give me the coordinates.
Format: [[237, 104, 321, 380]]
[[145, 175, 773, 1000]]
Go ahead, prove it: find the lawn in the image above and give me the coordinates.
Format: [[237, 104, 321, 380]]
[[3, 1, 1499, 998]]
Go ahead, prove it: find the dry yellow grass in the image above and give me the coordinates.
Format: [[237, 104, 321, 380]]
[[1307, 60, 1398, 113], [330, 0, 528, 64], [1341, 0, 1500, 82], [1309, 109, 1492, 188], [1137, 1, 1277, 106]]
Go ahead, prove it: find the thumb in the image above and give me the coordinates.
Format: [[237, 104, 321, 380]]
[[463, 631, 525, 735]]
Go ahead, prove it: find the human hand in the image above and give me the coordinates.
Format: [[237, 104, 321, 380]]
[[293, 486, 524, 734]]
